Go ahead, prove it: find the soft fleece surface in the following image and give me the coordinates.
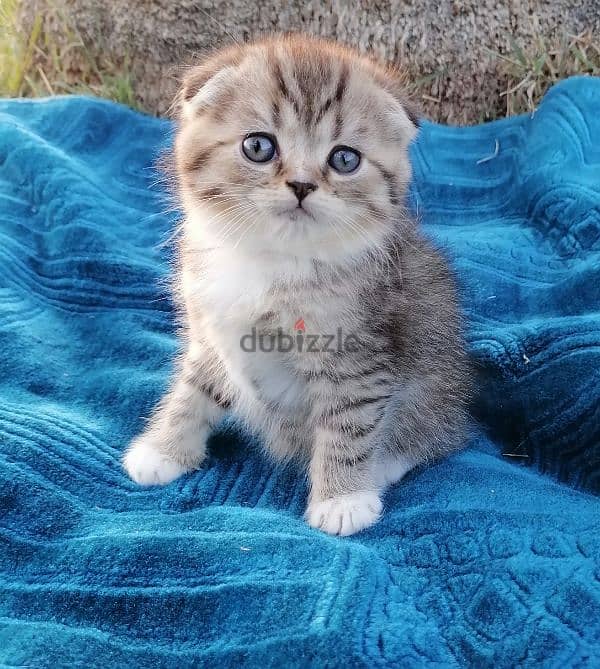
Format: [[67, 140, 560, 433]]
[[0, 78, 599, 668]]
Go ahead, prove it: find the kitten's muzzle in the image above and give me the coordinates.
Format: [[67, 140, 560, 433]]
[[286, 180, 317, 204]]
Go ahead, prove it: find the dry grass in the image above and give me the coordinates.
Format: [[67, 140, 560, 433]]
[[0, 0, 40, 97], [0, 0, 140, 108], [1, 3, 599, 122], [497, 29, 600, 117]]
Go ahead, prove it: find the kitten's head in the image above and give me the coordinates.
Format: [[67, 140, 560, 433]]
[[175, 35, 419, 259]]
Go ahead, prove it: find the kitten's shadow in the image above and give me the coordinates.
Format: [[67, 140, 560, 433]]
[[205, 416, 264, 464]]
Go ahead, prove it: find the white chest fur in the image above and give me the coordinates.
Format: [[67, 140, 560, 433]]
[[184, 248, 335, 411]]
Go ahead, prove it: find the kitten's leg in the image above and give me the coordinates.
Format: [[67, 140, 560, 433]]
[[306, 377, 467, 535], [123, 349, 231, 486], [373, 452, 415, 487], [306, 397, 387, 536], [263, 415, 311, 461], [376, 377, 468, 487]]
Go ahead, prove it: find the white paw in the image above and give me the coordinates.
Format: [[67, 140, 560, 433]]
[[306, 492, 383, 536], [123, 439, 189, 486]]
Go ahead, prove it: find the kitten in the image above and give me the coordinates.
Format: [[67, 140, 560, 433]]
[[123, 35, 471, 536]]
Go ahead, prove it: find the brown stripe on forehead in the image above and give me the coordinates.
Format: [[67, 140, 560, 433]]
[[371, 159, 400, 206], [271, 60, 300, 114], [271, 100, 281, 128], [334, 64, 349, 103], [332, 107, 344, 142], [315, 64, 347, 125], [331, 64, 349, 139], [333, 110, 344, 141], [315, 96, 333, 125], [291, 56, 334, 127], [181, 141, 225, 173], [292, 65, 314, 126]]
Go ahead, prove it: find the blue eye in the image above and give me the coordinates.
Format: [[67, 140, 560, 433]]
[[242, 133, 277, 163], [328, 146, 361, 174]]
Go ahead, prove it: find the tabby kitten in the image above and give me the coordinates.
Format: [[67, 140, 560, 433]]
[[123, 35, 471, 536]]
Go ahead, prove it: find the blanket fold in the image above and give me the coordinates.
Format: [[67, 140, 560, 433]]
[[0, 78, 598, 668]]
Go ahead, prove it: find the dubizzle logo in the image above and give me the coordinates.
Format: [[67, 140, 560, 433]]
[[240, 318, 361, 353]]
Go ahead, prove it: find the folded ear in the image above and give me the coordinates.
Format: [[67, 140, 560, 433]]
[[400, 97, 422, 130], [370, 62, 422, 137], [178, 45, 244, 120], [395, 96, 421, 143]]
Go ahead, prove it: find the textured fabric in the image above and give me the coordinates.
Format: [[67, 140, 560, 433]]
[[0, 78, 599, 668]]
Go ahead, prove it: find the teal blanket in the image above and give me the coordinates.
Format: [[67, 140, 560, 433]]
[[0, 78, 599, 667]]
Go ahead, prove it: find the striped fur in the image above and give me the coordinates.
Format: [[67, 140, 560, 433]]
[[123, 35, 471, 536]]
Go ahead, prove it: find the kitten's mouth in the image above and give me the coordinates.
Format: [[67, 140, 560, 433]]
[[283, 205, 315, 222]]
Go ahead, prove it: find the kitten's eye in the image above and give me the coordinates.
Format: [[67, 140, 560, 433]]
[[242, 133, 277, 163], [328, 146, 361, 174]]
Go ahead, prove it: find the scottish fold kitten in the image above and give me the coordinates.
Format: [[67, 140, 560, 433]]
[[123, 35, 471, 536]]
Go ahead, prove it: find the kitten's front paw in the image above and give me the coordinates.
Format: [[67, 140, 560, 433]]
[[306, 492, 382, 536], [123, 439, 189, 486]]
